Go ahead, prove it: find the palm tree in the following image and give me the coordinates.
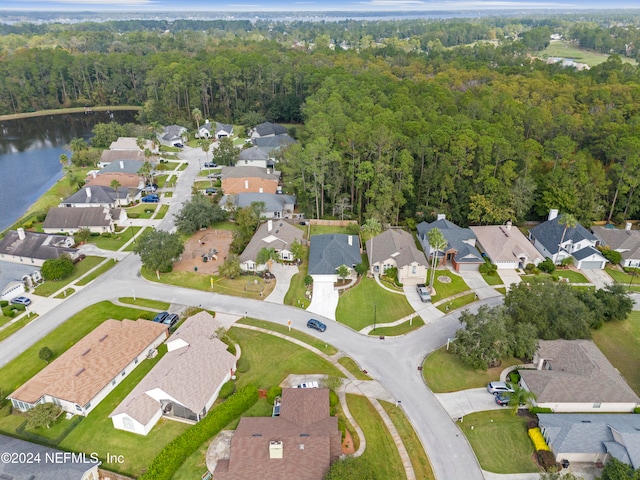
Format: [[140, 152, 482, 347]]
[[198, 139, 212, 167], [192, 107, 203, 131], [362, 218, 382, 274], [507, 384, 537, 415], [555, 213, 578, 265], [427, 227, 447, 293], [110, 179, 122, 206], [69, 138, 88, 155]]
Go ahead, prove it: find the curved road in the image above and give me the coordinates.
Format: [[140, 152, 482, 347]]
[[0, 147, 503, 480]]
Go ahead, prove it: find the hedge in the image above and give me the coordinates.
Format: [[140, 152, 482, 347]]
[[528, 427, 550, 451], [218, 381, 236, 399], [139, 384, 258, 480], [529, 407, 553, 414]]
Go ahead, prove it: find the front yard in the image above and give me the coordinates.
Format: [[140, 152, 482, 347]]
[[605, 267, 640, 292], [428, 269, 470, 302], [33, 256, 103, 296]]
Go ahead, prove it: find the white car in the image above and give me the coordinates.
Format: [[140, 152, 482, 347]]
[[487, 381, 514, 395]]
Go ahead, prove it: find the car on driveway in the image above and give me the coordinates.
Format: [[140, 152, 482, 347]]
[[487, 381, 514, 395], [10, 296, 31, 306], [307, 318, 326, 332], [203, 162, 217, 168], [163, 313, 179, 329], [495, 392, 511, 406], [205, 188, 217, 195], [153, 311, 169, 323], [142, 194, 159, 203]]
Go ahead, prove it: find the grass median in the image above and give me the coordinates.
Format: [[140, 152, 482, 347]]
[[237, 318, 338, 355]]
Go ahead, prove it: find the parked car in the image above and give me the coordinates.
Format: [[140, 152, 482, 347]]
[[153, 311, 169, 323], [174, 143, 184, 148], [163, 313, 179, 328], [203, 162, 217, 168], [487, 381, 514, 395], [142, 194, 159, 203], [307, 318, 326, 332], [495, 392, 511, 406], [205, 188, 217, 195], [416, 284, 431, 303], [143, 185, 157, 193], [10, 296, 31, 306], [207, 173, 221, 179], [295, 381, 319, 389]]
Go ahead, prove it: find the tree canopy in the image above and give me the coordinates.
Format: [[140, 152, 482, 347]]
[[133, 230, 184, 273], [175, 194, 227, 235], [41, 255, 74, 281]]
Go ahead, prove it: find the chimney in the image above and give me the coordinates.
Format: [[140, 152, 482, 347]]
[[85, 187, 92, 198], [244, 180, 249, 190], [436, 213, 446, 221], [17, 228, 25, 240], [626, 222, 632, 231], [268, 220, 273, 232], [269, 441, 283, 459], [548, 209, 559, 221], [506, 220, 512, 230], [119, 160, 124, 170], [348, 235, 353, 246]]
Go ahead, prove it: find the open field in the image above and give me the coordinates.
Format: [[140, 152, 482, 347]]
[[537, 41, 637, 66]]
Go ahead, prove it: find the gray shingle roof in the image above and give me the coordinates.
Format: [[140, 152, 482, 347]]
[[221, 166, 280, 180], [100, 160, 146, 174], [0, 259, 40, 292], [0, 434, 100, 479], [238, 146, 270, 161], [309, 234, 362, 275], [520, 340, 640, 404], [254, 122, 288, 137], [366, 229, 427, 268], [538, 414, 640, 468], [417, 219, 483, 264], [216, 122, 233, 134], [0, 231, 77, 261], [43, 207, 112, 229], [239, 221, 304, 263], [592, 226, 640, 263], [62, 186, 128, 206], [253, 134, 296, 149], [529, 214, 598, 255], [572, 245, 605, 261]]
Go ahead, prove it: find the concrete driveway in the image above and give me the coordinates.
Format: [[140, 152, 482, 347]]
[[307, 278, 339, 321], [582, 269, 613, 289], [458, 270, 502, 300], [497, 269, 521, 289], [435, 388, 505, 419], [264, 263, 299, 304], [402, 285, 444, 324]]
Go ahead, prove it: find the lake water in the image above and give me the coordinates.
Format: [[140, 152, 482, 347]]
[[0, 111, 137, 232]]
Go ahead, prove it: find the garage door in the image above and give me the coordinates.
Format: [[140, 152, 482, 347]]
[[457, 263, 480, 272], [580, 261, 602, 269]]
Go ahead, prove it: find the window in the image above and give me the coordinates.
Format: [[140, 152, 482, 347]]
[[412, 265, 416, 274], [121, 370, 126, 377], [112, 380, 116, 386], [134, 358, 139, 364]]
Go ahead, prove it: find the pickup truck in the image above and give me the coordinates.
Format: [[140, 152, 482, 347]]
[[416, 284, 431, 303]]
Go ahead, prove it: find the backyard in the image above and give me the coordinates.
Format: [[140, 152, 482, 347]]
[[336, 276, 414, 331], [309, 224, 359, 237]]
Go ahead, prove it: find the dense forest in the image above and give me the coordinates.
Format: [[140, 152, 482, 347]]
[[2, 15, 640, 226]]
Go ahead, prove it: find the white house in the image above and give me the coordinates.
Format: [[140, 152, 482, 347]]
[[43, 207, 126, 235], [592, 224, 640, 268], [110, 312, 236, 435], [0, 229, 78, 267], [239, 220, 304, 272], [197, 121, 233, 140]]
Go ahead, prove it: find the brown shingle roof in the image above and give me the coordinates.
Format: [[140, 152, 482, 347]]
[[85, 173, 141, 189], [470, 225, 543, 265], [43, 207, 112, 229], [239, 221, 304, 263], [99, 150, 145, 163], [215, 388, 340, 480], [10, 320, 167, 408], [366, 229, 427, 269]]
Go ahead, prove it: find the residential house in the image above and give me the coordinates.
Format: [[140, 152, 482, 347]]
[[219, 193, 297, 219], [0, 434, 100, 480], [43, 207, 127, 235], [470, 222, 544, 269], [98, 149, 145, 168], [214, 388, 341, 480], [0, 260, 40, 301], [99, 159, 146, 175], [592, 224, 640, 268], [9, 319, 167, 417], [237, 146, 274, 169], [253, 133, 296, 150], [197, 121, 233, 140], [0, 229, 77, 267], [85, 172, 143, 190], [519, 339, 640, 413], [309, 234, 361, 281], [60, 186, 134, 208], [109, 137, 154, 151], [250, 122, 288, 139], [417, 215, 484, 272], [221, 166, 281, 195], [110, 312, 236, 435], [366, 229, 428, 284], [160, 124, 187, 146], [529, 209, 607, 269], [538, 414, 640, 468], [239, 220, 304, 272]]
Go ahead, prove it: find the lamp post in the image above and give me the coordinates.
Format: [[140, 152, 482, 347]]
[[629, 269, 637, 290], [373, 303, 377, 334]]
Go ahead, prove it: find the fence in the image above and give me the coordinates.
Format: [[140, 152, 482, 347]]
[[15, 414, 84, 446], [308, 219, 358, 227]]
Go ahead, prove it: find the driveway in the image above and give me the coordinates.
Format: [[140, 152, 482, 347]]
[[307, 278, 339, 321], [264, 263, 299, 304], [581, 269, 613, 289], [497, 269, 521, 289], [435, 388, 505, 419], [402, 285, 444, 324], [458, 270, 502, 300]]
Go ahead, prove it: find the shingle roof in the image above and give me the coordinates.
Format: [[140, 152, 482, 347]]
[[62, 186, 128, 205], [239, 146, 271, 161], [99, 149, 146, 164], [43, 207, 112, 230], [366, 229, 427, 268], [10, 320, 167, 408], [161, 125, 187, 141], [254, 134, 296, 149], [529, 214, 598, 255], [221, 166, 281, 180], [417, 219, 483, 264], [572, 245, 605, 262], [99, 160, 146, 174], [216, 122, 233, 134], [309, 234, 362, 275], [0, 230, 77, 261], [214, 388, 340, 480], [0, 260, 39, 293], [219, 193, 296, 215], [254, 122, 288, 137], [110, 312, 235, 425], [470, 225, 543, 265], [520, 340, 640, 404], [538, 414, 640, 469], [0, 434, 100, 479], [240, 221, 304, 263], [85, 172, 141, 189], [592, 226, 640, 263]]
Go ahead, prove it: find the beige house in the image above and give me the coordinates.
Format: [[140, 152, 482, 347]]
[[110, 312, 236, 435], [239, 220, 304, 272], [520, 339, 640, 413], [470, 222, 544, 269], [43, 207, 127, 235], [366, 229, 428, 285], [9, 320, 167, 417]]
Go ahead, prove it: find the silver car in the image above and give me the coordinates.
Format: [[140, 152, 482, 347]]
[[487, 381, 514, 395]]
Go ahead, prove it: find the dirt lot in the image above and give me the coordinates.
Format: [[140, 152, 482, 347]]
[[173, 228, 234, 275]]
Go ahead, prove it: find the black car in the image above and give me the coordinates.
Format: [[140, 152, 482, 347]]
[[205, 188, 217, 195], [204, 162, 218, 168], [307, 318, 327, 332], [174, 143, 184, 148], [163, 313, 179, 328], [153, 311, 169, 323]]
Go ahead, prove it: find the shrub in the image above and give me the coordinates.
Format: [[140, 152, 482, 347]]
[[236, 357, 250, 373], [329, 390, 339, 415], [479, 260, 498, 275], [538, 258, 556, 274], [101, 232, 112, 238], [140, 385, 258, 480], [127, 213, 140, 219], [634, 406, 640, 414], [530, 407, 553, 414], [267, 386, 282, 404], [526, 419, 539, 430], [524, 263, 536, 273], [536, 450, 558, 471], [219, 381, 236, 399], [598, 246, 622, 265], [528, 427, 550, 451], [41, 255, 74, 281], [304, 275, 313, 286], [0, 300, 7, 308], [346, 224, 360, 236], [509, 371, 520, 384]]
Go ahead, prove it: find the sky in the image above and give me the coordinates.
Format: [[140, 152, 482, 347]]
[[2, 0, 639, 12]]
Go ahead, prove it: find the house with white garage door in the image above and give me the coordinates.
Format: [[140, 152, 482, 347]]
[[470, 222, 543, 269], [367, 229, 428, 284], [307, 234, 362, 320]]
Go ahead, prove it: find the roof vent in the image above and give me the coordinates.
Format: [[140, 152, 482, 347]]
[[82, 349, 91, 356], [99, 334, 109, 342], [269, 441, 283, 459], [252, 433, 262, 437], [75, 368, 85, 377]]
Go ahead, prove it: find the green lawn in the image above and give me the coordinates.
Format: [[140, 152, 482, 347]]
[[538, 40, 637, 67], [237, 318, 338, 355], [118, 297, 170, 310], [461, 410, 538, 473], [284, 247, 309, 309], [123, 227, 146, 252], [592, 311, 640, 395], [336, 276, 414, 330], [310, 225, 359, 236], [346, 394, 405, 480], [436, 293, 477, 313], [422, 347, 522, 393], [522, 270, 590, 284], [380, 400, 435, 480], [171, 438, 211, 480], [87, 227, 141, 250], [163, 191, 173, 198], [481, 272, 502, 286], [605, 268, 640, 292], [178, 162, 188, 171], [428, 270, 470, 302], [75, 259, 117, 286], [53, 288, 75, 299], [368, 317, 425, 336], [0, 313, 38, 343], [33, 256, 103, 296], [126, 204, 156, 219], [228, 327, 344, 390], [155, 204, 170, 219], [337, 357, 372, 380]]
